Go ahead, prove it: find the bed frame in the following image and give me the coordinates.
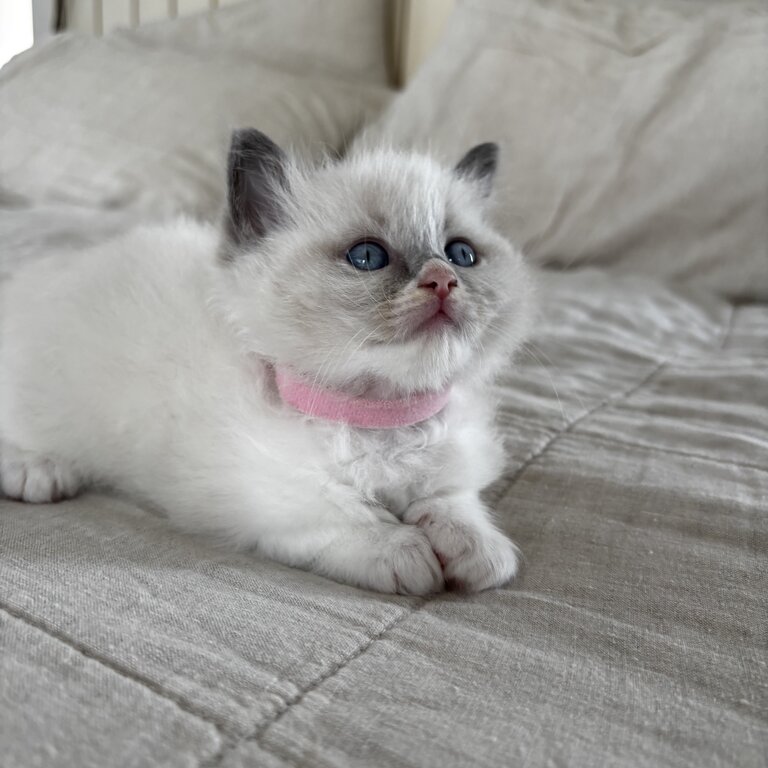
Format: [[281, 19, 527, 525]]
[[57, 0, 455, 85]]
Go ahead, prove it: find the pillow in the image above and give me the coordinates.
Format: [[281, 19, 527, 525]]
[[366, 0, 768, 299], [0, 32, 389, 218]]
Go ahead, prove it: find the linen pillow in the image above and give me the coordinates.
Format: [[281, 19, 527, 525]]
[[0, 32, 389, 218], [366, 0, 768, 298]]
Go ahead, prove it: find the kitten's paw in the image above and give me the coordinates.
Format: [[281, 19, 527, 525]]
[[407, 508, 519, 592], [373, 526, 444, 596], [0, 447, 80, 503]]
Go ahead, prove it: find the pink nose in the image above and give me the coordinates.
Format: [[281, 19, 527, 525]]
[[418, 264, 458, 300]]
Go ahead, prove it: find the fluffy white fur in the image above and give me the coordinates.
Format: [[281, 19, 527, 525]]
[[0, 137, 533, 594]]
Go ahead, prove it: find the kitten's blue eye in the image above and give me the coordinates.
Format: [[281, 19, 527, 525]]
[[444, 240, 477, 267], [346, 242, 389, 271]]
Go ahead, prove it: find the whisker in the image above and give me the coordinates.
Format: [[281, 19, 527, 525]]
[[520, 342, 569, 425], [306, 325, 371, 411]]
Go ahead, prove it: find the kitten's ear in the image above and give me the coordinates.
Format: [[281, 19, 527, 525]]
[[454, 143, 498, 198], [226, 128, 289, 247]]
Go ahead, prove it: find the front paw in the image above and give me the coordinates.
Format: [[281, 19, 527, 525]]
[[1, 445, 80, 503], [376, 526, 445, 596], [406, 505, 519, 592]]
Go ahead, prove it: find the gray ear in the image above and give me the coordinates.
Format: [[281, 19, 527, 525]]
[[454, 142, 498, 198], [226, 128, 289, 246]]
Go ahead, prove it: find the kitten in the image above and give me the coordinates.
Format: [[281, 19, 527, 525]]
[[0, 130, 533, 594]]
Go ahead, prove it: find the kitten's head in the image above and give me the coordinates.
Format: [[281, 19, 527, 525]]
[[219, 129, 533, 395]]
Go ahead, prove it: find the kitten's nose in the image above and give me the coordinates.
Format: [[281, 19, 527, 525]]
[[418, 262, 458, 300]]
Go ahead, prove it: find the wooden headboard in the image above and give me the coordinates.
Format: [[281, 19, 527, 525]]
[[59, 0, 455, 86]]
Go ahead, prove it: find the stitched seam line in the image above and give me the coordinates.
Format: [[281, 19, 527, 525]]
[[496, 358, 668, 496], [202, 600, 427, 767], [0, 601, 229, 742], [574, 431, 768, 476], [498, 302, 738, 496]]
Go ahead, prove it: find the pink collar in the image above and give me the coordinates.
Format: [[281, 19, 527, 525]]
[[274, 366, 451, 429]]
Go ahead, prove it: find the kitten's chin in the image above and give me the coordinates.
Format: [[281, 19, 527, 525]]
[[401, 295, 464, 340], [361, 333, 475, 395], [414, 311, 456, 336]]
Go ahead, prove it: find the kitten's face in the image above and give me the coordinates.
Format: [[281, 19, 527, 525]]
[[222, 131, 532, 394]]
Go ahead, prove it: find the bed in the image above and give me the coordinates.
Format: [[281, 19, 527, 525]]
[[1, 1, 766, 766]]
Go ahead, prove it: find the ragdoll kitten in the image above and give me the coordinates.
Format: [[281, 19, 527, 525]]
[[0, 130, 533, 594]]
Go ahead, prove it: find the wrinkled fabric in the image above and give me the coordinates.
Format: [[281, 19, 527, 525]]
[[0, 31, 389, 220], [367, 0, 768, 299]]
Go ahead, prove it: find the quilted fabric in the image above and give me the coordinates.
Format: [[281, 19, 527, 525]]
[[2, 269, 765, 767]]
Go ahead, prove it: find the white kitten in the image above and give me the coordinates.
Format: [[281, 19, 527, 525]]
[[0, 131, 533, 594]]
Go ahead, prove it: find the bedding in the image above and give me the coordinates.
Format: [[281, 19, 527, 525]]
[[1, 257, 765, 767], [365, 0, 768, 299], [0, 29, 389, 219]]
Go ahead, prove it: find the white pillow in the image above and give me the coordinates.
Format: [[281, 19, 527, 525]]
[[0, 32, 389, 218], [366, 0, 768, 298]]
